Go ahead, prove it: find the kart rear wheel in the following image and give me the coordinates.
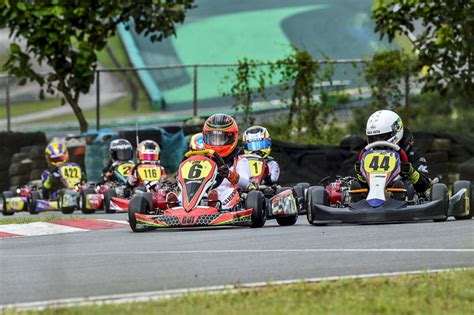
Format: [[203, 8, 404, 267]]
[[431, 183, 449, 222], [104, 189, 117, 214], [128, 195, 153, 232], [59, 191, 75, 214], [28, 191, 41, 215], [80, 188, 96, 214], [247, 190, 266, 228], [307, 186, 329, 226], [453, 180, 472, 220], [2, 191, 14, 216], [295, 182, 310, 214]]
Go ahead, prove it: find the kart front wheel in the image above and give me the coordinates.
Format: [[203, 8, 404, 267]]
[[59, 192, 75, 214], [104, 189, 117, 214], [28, 191, 41, 215], [431, 183, 449, 222], [307, 186, 329, 226], [453, 180, 472, 220], [294, 183, 310, 214], [2, 191, 14, 216], [247, 190, 266, 228], [80, 188, 96, 214], [276, 215, 298, 226], [128, 195, 152, 232]]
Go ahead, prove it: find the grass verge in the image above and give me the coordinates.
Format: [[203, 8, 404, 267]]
[[15, 269, 474, 314], [0, 215, 84, 225]]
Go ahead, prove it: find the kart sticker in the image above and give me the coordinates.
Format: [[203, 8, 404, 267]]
[[116, 163, 134, 177], [181, 160, 213, 180], [248, 159, 264, 177], [137, 165, 162, 181], [363, 152, 397, 174], [58, 164, 82, 188]]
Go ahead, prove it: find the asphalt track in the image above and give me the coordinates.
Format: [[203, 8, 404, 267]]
[[1, 212, 473, 306]]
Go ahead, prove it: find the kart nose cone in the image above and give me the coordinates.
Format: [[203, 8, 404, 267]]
[[367, 198, 385, 207]]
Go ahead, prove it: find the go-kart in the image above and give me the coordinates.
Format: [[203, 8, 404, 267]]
[[27, 162, 85, 215], [2, 186, 34, 216], [241, 153, 300, 225], [128, 150, 270, 231], [306, 141, 472, 225], [108, 162, 168, 212], [79, 162, 134, 214]]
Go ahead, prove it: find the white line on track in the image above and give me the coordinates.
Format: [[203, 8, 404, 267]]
[[3, 267, 473, 312], [2, 248, 473, 258]]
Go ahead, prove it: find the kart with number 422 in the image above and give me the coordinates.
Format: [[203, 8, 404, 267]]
[[128, 149, 282, 231], [306, 141, 472, 225]]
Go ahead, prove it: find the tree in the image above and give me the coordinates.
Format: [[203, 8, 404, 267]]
[[372, 0, 474, 104], [0, 0, 195, 132]]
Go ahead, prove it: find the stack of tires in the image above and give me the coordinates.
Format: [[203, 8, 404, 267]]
[[7, 145, 46, 191]]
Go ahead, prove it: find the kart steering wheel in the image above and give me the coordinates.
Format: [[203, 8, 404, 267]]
[[211, 151, 227, 188], [359, 140, 409, 164]]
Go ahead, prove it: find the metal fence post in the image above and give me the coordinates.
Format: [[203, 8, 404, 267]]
[[193, 65, 198, 116], [96, 70, 100, 131], [6, 75, 11, 132]]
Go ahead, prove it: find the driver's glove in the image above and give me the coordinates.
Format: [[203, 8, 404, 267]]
[[218, 165, 240, 185], [354, 161, 366, 183], [401, 163, 420, 184], [127, 174, 137, 186], [145, 181, 159, 191]]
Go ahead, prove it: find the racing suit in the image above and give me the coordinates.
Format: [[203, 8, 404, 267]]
[[262, 156, 280, 185], [355, 127, 430, 193], [215, 148, 251, 210]]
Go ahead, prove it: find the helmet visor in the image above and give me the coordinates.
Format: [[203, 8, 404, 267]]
[[115, 148, 133, 161], [367, 132, 393, 144], [246, 139, 271, 151], [50, 154, 67, 164], [203, 130, 235, 146], [139, 153, 159, 162]]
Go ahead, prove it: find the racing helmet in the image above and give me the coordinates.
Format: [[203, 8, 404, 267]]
[[44, 142, 69, 167], [202, 113, 238, 158], [366, 110, 404, 145], [109, 139, 133, 162], [136, 140, 160, 164], [243, 126, 271, 158], [189, 133, 205, 151]]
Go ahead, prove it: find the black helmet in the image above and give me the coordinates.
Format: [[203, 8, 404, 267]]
[[109, 139, 133, 162]]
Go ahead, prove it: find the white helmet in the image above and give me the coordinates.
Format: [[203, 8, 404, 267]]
[[365, 110, 404, 145]]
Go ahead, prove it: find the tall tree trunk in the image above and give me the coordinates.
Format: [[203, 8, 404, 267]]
[[60, 87, 89, 133]]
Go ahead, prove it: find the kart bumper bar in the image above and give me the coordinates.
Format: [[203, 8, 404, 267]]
[[310, 199, 446, 224]]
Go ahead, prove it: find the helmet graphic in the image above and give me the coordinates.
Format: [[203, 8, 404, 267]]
[[243, 126, 271, 158], [136, 140, 160, 164], [366, 110, 404, 145], [189, 133, 205, 151], [45, 142, 69, 167], [109, 139, 133, 162], [202, 113, 238, 158]]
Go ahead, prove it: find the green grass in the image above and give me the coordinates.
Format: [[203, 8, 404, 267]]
[[15, 269, 473, 314], [0, 215, 84, 225], [0, 98, 62, 119]]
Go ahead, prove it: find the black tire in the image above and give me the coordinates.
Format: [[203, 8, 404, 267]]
[[31, 160, 48, 170], [307, 186, 329, 226], [128, 195, 152, 232], [28, 191, 41, 215], [453, 180, 472, 220], [81, 188, 96, 214], [276, 215, 298, 226], [104, 189, 117, 213], [246, 190, 266, 228], [295, 182, 310, 213], [59, 191, 75, 214], [9, 163, 30, 177], [431, 183, 449, 222], [11, 152, 29, 161], [2, 191, 14, 216]]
